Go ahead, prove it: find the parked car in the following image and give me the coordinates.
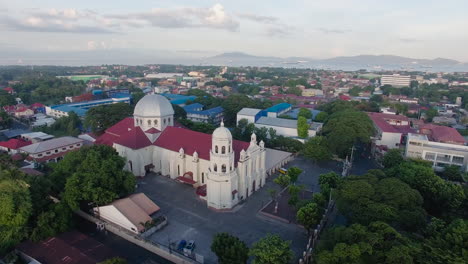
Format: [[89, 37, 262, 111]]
[[184, 240, 196, 255], [279, 168, 287, 174], [177, 240, 187, 251]]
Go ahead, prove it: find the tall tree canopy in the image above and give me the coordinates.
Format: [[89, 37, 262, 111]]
[[250, 234, 293, 264], [302, 136, 332, 162], [211, 233, 249, 264], [0, 179, 32, 254], [62, 145, 136, 210], [297, 116, 309, 138], [84, 103, 133, 134], [321, 110, 374, 158]]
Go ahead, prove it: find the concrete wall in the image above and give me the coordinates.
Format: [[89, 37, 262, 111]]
[[376, 132, 402, 149]]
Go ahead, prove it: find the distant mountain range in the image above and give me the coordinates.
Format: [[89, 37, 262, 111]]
[[1, 48, 467, 72], [203, 52, 462, 69]]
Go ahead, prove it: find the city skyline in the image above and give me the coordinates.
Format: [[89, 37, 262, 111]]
[[1, 0, 468, 63]]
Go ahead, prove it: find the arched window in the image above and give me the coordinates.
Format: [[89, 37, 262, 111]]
[[139, 119, 143, 125], [164, 118, 166, 125], [222, 164, 227, 173], [215, 146, 218, 153], [214, 164, 217, 172], [228, 146, 231, 153], [222, 146, 226, 154], [148, 120, 151, 126], [154, 119, 158, 125]]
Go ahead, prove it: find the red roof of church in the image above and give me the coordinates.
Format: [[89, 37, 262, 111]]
[[3, 87, 13, 92], [30, 103, 45, 108], [0, 139, 32, 149], [145, 127, 161, 134], [96, 117, 251, 165], [114, 127, 152, 149], [419, 124, 465, 144], [154, 126, 250, 164]]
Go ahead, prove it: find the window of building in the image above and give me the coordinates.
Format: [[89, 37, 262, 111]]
[[62, 148, 66, 150], [38, 154, 42, 157], [69, 146, 73, 149], [222, 164, 227, 172], [164, 119, 166, 125], [222, 146, 226, 154], [148, 120, 151, 125], [452, 156, 464, 164], [154, 119, 158, 125], [201, 173, 205, 184], [215, 146, 218, 153], [232, 192, 235, 200], [76, 144, 81, 147], [55, 149, 58, 153], [46, 151, 51, 155], [214, 164, 217, 172]]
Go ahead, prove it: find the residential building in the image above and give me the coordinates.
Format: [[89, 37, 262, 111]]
[[381, 74, 411, 87], [20, 132, 54, 143], [302, 89, 323, 97], [186, 106, 225, 125], [0, 139, 32, 154], [368, 112, 415, 156]]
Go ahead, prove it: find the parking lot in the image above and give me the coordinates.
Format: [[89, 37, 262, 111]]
[[137, 172, 307, 264]]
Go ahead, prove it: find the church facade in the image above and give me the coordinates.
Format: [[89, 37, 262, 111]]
[[96, 94, 266, 210]]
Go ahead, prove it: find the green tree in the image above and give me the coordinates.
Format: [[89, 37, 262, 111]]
[[442, 165, 464, 181], [84, 103, 133, 134], [297, 116, 309, 138], [425, 108, 438, 122], [0, 90, 17, 106], [285, 86, 303, 96], [382, 149, 404, 169], [314, 111, 328, 122], [318, 172, 341, 199], [34, 111, 82, 137], [62, 145, 136, 210], [297, 202, 321, 235], [29, 202, 74, 242], [316, 222, 415, 264], [287, 167, 303, 183], [321, 110, 374, 158], [211, 232, 249, 264], [274, 174, 291, 189], [172, 104, 187, 119], [369, 95, 383, 103], [250, 234, 293, 264], [298, 108, 312, 119], [0, 179, 32, 254], [302, 136, 332, 162]]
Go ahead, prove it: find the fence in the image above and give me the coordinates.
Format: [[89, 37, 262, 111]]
[[75, 210, 200, 264], [298, 200, 336, 264]]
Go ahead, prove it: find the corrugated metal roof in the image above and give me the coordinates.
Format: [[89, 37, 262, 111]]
[[19, 136, 84, 154], [256, 116, 297, 128], [237, 108, 262, 116]]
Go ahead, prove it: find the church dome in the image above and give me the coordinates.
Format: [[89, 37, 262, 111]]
[[134, 94, 174, 117], [212, 121, 232, 140]]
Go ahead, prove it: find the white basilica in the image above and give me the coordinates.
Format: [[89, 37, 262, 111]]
[[96, 94, 267, 210]]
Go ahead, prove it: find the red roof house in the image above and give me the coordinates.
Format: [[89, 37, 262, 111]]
[[419, 124, 466, 145]]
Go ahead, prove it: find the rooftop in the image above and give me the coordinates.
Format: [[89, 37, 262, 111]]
[[257, 116, 297, 129], [20, 136, 84, 154], [264, 103, 292, 113], [237, 108, 262, 116]]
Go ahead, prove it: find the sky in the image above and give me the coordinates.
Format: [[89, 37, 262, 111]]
[[1, 0, 468, 64]]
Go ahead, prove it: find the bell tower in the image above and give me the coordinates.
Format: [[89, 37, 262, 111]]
[[206, 121, 239, 209]]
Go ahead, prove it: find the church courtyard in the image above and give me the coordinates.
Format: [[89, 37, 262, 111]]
[[137, 173, 308, 264]]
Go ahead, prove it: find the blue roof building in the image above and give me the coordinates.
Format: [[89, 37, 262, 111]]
[[183, 103, 204, 112], [259, 103, 292, 118], [46, 96, 131, 118], [186, 105, 225, 125], [161, 94, 196, 106]]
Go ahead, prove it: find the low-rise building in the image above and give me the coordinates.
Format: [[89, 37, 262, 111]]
[[0, 139, 32, 154], [236, 108, 262, 125], [368, 112, 415, 157], [46, 96, 131, 118], [381, 74, 411, 87], [186, 106, 224, 125], [406, 132, 468, 171], [19, 136, 86, 164], [94, 193, 160, 234], [255, 117, 322, 142]]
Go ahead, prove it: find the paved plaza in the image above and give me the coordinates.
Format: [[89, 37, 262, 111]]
[[136, 155, 375, 263]]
